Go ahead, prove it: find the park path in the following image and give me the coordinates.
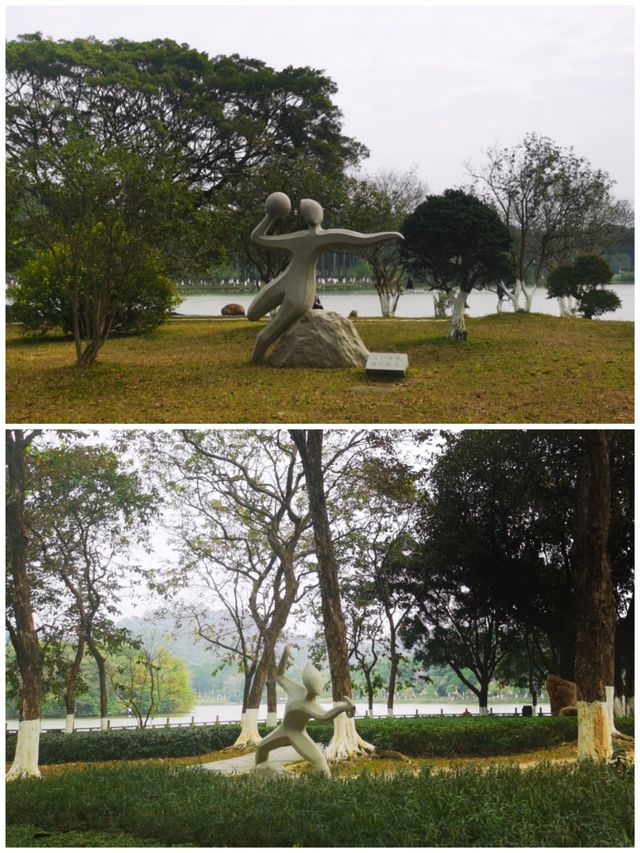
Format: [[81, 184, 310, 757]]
[[199, 746, 302, 775]]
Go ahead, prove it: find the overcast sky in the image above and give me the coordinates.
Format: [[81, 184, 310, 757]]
[[5, 2, 635, 202]]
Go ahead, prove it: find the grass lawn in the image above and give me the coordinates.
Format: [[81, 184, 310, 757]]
[[6, 312, 633, 424], [6, 753, 634, 847]]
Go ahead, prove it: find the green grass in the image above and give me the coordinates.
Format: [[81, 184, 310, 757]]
[[6, 312, 633, 423], [6, 761, 634, 846]]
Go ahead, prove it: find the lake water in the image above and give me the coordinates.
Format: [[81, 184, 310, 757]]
[[8, 700, 551, 732], [177, 284, 633, 322]]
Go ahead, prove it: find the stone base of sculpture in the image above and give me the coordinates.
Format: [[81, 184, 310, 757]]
[[269, 311, 369, 368]]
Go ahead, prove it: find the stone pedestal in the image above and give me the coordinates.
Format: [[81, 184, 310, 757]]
[[269, 311, 369, 368]]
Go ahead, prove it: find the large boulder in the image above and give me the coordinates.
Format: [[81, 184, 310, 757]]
[[269, 310, 369, 368], [546, 673, 577, 717]]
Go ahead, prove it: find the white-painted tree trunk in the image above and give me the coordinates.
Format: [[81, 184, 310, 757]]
[[448, 289, 468, 340], [386, 706, 394, 718], [233, 707, 263, 746], [614, 696, 634, 718], [65, 713, 75, 735], [377, 290, 397, 318], [433, 291, 453, 318], [324, 712, 375, 761], [7, 719, 41, 780], [523, 282, 536, 312], [512, 279, 524, 311], [266, 711, 278, 728], [100, 717, 108, 732], [577, 700, 612, 761], [478, 706, 489, 716]]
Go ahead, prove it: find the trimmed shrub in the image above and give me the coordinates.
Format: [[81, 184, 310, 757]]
[[6, 762, 634, 847], [7, 716, 582, 765], [6, 723, 241, 765]]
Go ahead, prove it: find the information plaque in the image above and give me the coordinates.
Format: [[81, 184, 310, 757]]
[[365, 352, 409, 380]]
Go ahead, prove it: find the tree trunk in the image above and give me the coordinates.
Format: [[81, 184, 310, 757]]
[[570, 431, 616, 761], [377, 289, 396, 318], [448, 288, 468, 340], [63, 636, 86, 735], [266, 652, 278, 727], [432, 290, 453, 318], [478, 683, 489, 715], [6, 430, 44, 780], [387, 629, 398, 717], [87, 640, 109, 731], [290, 430, 374, 760]]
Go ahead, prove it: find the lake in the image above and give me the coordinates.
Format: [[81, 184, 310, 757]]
[[8, 700, 551, 732], [177, 284, 634, 322]]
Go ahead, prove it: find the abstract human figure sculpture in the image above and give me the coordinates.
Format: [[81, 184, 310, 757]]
[[247, 192, 403, 362], [254, 645, 356, 778]]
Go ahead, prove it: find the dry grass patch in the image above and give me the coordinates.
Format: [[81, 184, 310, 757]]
[[6, 313, 633, 424]]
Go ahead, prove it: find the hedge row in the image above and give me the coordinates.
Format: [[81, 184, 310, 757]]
[[5, 715, 600, 765], [6, 762, 634, 847], [6, 723, 242, 764]]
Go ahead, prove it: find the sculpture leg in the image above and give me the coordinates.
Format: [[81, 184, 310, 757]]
[[247, 280, 285, 322], [290, 731, 331, 778], [252, 300, 305, 362], [254, 728, 288, 767]]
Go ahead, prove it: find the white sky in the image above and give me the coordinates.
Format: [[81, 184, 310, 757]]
[[4, 2, 636, 201]]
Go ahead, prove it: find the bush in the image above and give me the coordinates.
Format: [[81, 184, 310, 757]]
[[308, 715, 579, 757], [7, 716, 581, 765], [6, 761, 634, 846], [9, 243, 181, 337], [6, 723, 241, 764]]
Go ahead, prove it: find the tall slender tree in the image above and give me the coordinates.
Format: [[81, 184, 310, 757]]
[[289, 429, 374, 759]]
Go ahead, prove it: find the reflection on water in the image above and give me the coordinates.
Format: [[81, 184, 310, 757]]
[[178, 284, 633, 322]]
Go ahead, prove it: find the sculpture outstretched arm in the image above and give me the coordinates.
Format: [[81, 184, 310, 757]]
[[311, 696, 356, 722], [322, 229, 404, 249]]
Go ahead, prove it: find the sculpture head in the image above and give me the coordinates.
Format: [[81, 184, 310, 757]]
[[300, 198, 324, 227], [302, 662, 324, 697]]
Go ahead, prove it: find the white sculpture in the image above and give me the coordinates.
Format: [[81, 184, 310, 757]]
[[247, 193, 403, 362], [254, 645, 355, 778]]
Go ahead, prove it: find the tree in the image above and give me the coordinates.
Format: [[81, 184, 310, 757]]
[[546, 253, 619, 319], [147, 430, 316, 745], [108, 644, 195, 728], [6, 35, 366, 198], [8, 138, 189, 366], [289, 429, 374, 759], [26, 441, 156, 731], [570, 431, 616, 760], [401, 189, 514, 339], [345, 168, 427, 316], [6, 429, 44, 780], [468, 132, 630, 311]]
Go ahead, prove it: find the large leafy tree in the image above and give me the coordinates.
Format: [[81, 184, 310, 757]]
[[6, 35, 367, 364], [6, 429, 43, 780], [401, 189, 514, 339], [468, 132, 631, 312], [25, 442, 157, 732], [6, 35, 366, 195], [398, 430, 633, 704]]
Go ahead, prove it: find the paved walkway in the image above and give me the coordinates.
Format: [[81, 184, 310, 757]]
[[199, 746, 303, 775]]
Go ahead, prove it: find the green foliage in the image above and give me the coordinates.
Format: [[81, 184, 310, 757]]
[[401, 189, 515, 294], [6, 761, 633, 847], [307, 715, 580, 757], [10, 244, 181, 337], [547, 252, 619, 318], [6, 723, 241, 764], [6, 716, 580, 765]]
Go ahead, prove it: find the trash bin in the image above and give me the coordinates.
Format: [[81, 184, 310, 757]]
[[522, 705, 533, 717]]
